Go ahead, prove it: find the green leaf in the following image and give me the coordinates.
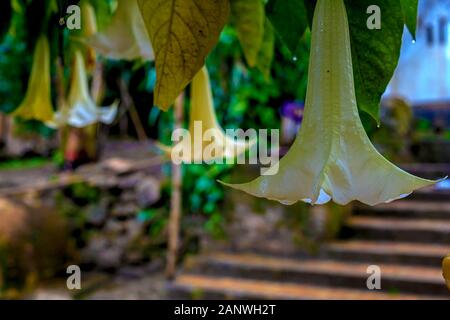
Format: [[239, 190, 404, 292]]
[[89, 0, 115, 30], [138, 0, 229, 111], [345, 0, 403, 123], [230, 0, 265, 67], [400, 0, 418, 38], [256, 19, 275, 80], [266, 0, 307, 54], [0, 0, 12, 41]]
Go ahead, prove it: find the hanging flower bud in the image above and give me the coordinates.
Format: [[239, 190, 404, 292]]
[[223, 0, 441, 206], [80, 0, 97, 37], [80, 0, 98, 70], [161, 66, 254, 163], [12, 35, 54, 123], [88, 0, 153, 61], [444, 255, 450, 292], [47, 51, 118, 128]]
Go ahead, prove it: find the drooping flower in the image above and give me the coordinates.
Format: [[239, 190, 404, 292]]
[[12, 35, 54, 123], [47, 51, 118, 128], [161, 66, 254, 163], [88, 0, 153, 61], [223, 0, 441, 206]]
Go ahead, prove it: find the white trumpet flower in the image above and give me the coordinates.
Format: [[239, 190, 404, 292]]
[[223, 0, 441, 206], [47, 51, 118, 128]]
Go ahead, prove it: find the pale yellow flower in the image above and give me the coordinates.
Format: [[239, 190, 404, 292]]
[[161, 66, 254, 163], [88, 0, 153, 61], [12, 35, 54, 123]]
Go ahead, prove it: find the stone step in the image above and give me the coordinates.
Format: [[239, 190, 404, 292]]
[[343, 217, 450, 243], [185, 253, 448, 296], [408, 188, 450, 202], [169, 274, 445, 300], [324, 240, 450, 267], [354, 201, 450, 220], [399, 163, 450, 180]]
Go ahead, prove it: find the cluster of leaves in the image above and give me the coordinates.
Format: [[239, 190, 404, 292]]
[[142, 0, 418, 125], [207, 26, 310, 131], [270, 0, 417, 124], [0, 0, 30, 113]]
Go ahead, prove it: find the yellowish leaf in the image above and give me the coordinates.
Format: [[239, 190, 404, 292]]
[[230, 0, 265, 67], [223, 0, 440, 206], [137, 0, 229, 111]]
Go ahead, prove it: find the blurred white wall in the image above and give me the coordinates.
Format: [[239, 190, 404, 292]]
[[384, 0, 450, 105]]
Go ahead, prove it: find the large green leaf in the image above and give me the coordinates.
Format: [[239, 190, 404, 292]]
[[230, 0, 265, 67], [0, 0, 12, 41], [400, 0, 418, 38], [138, 0, 229, 111], [266, 0, 307, 55], [345, 0, 403, 123]]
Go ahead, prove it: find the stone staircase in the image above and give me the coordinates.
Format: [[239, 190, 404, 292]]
[[169, 180, 450, 299]]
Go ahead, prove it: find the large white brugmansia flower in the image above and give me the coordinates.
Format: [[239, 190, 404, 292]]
[[223, 0, 441, 206], [47, 51, 118, 128], [161, 66, 255, 163], [88, 0, 153, 61], [12, 35, 54, 123]]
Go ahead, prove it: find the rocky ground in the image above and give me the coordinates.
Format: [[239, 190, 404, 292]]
[[28, 265, 168, 300], [0, 141, 172, 299]]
